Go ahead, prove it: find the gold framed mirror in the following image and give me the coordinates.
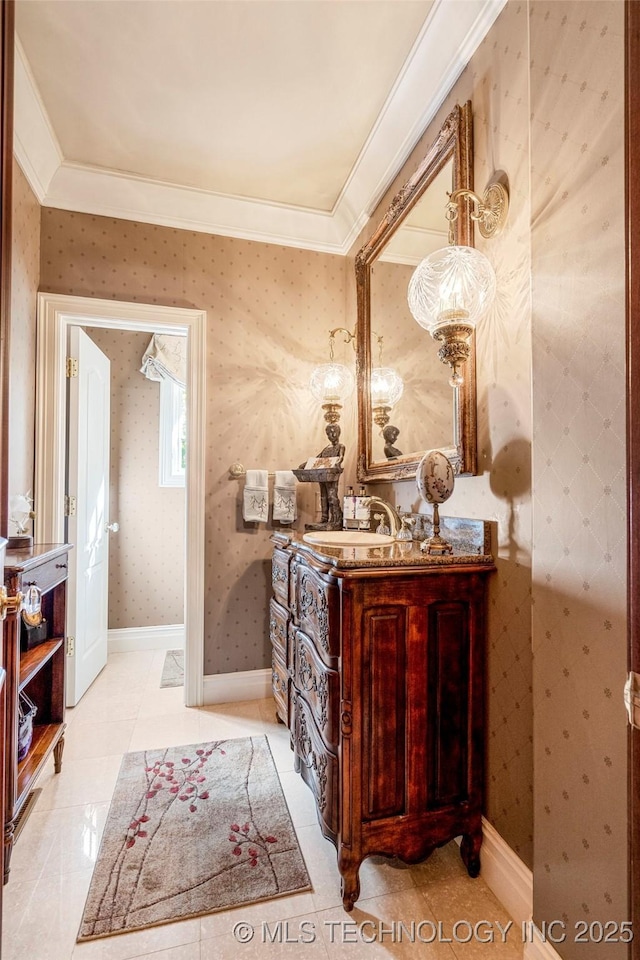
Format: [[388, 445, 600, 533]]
[[355, 101, 476, 482]]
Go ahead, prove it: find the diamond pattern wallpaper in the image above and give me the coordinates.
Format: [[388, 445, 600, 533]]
[[529, 1, 627, 951], [354, 1, 628, 939], [358, 0, 535, 870]]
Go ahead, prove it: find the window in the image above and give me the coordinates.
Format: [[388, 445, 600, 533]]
[[159, 379, 186, 487]]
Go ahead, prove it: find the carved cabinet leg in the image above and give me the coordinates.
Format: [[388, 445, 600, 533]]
[[460, 829, 482, 878], [53, 735, 65, 774], [338, 851, 361, 912]]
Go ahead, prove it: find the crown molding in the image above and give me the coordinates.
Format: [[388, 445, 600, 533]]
[[13, 36, 62, 202], [44, 161, 352, 253], [14, 0, 506, 253], [334, 0, 506, 242]]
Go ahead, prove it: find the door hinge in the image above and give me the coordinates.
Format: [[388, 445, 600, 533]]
[[624, 671, 640, 729], [64, 495, 77, 517], [66, 636, 75, 656], [66, 357, 78, 378]]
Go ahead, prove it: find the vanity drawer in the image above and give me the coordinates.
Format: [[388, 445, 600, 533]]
[[269, 598, 289, 660], [271, 646, 289, 726], [292, 691, 338, 838], [293, 563, 339, 667], [14, 552, 69, 597], [292, 629, 339, 750], [271, 548, 291, 608]]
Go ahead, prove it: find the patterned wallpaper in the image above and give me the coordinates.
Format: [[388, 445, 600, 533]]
[[351, 0, 628, 946], [529, 2, 627, 953], [352, 1, 534, 869], [84, 327, 185, 629], [39, 218, 352, 672], [8, 160, 40, 508]]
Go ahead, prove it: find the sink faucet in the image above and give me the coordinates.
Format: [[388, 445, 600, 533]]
[[361, 496, 401, 537]]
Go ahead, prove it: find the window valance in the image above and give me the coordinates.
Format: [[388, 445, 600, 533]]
[[140, 334, 187, 387]]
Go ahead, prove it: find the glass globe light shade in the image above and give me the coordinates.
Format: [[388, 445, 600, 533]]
[[371, 367, 404, 408], [407, 245, 496, 334], [309, 362, 355, 404]]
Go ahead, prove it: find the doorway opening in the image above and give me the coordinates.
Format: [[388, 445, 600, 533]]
[[34, 294, 207, 707]]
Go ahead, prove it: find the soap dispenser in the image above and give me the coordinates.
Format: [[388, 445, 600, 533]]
[[355, 486, 369, 529], [343, 486, 355, 527]]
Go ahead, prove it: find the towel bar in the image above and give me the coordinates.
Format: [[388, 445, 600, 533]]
[[229, 462, 277, 479]]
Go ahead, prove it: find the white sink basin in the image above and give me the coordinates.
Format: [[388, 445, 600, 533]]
[[302, 531, 395, 547]]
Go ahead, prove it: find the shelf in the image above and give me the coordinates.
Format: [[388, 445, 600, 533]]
[[16, 722, 64, 809], [4, 545, 70, 882], [19, 638, 64, 691]]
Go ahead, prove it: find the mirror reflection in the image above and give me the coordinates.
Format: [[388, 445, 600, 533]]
[[355, 101, 476, 483], [369, 160, 453, 462]]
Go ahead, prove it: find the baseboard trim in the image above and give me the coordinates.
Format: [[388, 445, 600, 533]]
[[522, 929, 564, 960], [203, 668, 272, 704], [108, 624, 185, 653], [479, 817, 532, 926]]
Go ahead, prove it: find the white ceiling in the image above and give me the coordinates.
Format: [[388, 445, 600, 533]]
[[14, 0, 505, 254]]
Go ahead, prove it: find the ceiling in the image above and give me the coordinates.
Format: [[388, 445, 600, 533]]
[[14, 0, 505, 254]]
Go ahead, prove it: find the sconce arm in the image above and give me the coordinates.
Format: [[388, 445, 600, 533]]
[[446, 177, 509, 240], [328, 326, 356, 360]]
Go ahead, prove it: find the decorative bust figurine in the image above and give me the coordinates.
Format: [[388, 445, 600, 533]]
[[299, 423, 345, 530], [383, 424, 402, 459]]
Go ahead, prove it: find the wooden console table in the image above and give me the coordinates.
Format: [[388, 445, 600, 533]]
[[3, 544, 70, 882]]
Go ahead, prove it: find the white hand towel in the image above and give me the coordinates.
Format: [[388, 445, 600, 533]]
[[243, 470, 269, 523], [273, 470, 297, 523]]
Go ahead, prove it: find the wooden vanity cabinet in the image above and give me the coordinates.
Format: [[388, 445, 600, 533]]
[[3, 544, 70, 882], [270, 534, 494, 910]]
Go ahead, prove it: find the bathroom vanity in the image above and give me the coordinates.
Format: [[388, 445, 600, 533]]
[[269, 521, 495, 909]]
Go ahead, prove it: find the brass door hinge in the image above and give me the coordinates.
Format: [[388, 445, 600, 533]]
[[64, 495, 77, 517], [66, 357, 78, 378], [66, 636, 75, 656], [624, 672, 640, 729]]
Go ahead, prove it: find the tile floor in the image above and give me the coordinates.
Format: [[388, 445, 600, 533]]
[[3, 651, 524, 960]]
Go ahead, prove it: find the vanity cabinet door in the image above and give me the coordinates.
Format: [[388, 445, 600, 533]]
[[271, 648, 288, 725], [293, 563, 339, 668], [271, 548, 290, 608], [269, 599, 290, 724], [352, 574, 486, 826], [269, 599, 288, 660], [292, 691, 338, 839], [292, 628, 339, 751]]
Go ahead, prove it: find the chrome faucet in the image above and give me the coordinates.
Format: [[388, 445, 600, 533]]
[[362, 496, 401, 537]]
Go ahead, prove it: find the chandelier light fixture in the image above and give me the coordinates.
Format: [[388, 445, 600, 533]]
[[407, 175, 509, 387]]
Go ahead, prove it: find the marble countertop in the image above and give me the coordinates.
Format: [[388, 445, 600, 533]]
[[273, 517, 495, 571]]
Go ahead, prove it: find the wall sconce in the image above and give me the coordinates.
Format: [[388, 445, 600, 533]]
[[310, 327, 356, 424], [407, 175, 509, 387]]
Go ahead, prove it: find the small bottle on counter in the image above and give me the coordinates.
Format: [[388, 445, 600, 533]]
[[355, 485, 369, 528], [343, 486, 355, 527]]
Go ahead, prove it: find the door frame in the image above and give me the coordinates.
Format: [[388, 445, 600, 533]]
[[34, 293, 207, 707], [626, 0, 639, 952]]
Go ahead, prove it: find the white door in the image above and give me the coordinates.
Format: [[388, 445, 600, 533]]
[[66, 327, 112, 706]]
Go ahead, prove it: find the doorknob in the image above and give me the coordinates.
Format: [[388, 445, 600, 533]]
[[105, 522, 120, 533], [0, 587, 23, 621]]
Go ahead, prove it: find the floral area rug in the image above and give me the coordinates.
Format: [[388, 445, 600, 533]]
[[160, 649, 184, 688], [77, 735, 310, 941]]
